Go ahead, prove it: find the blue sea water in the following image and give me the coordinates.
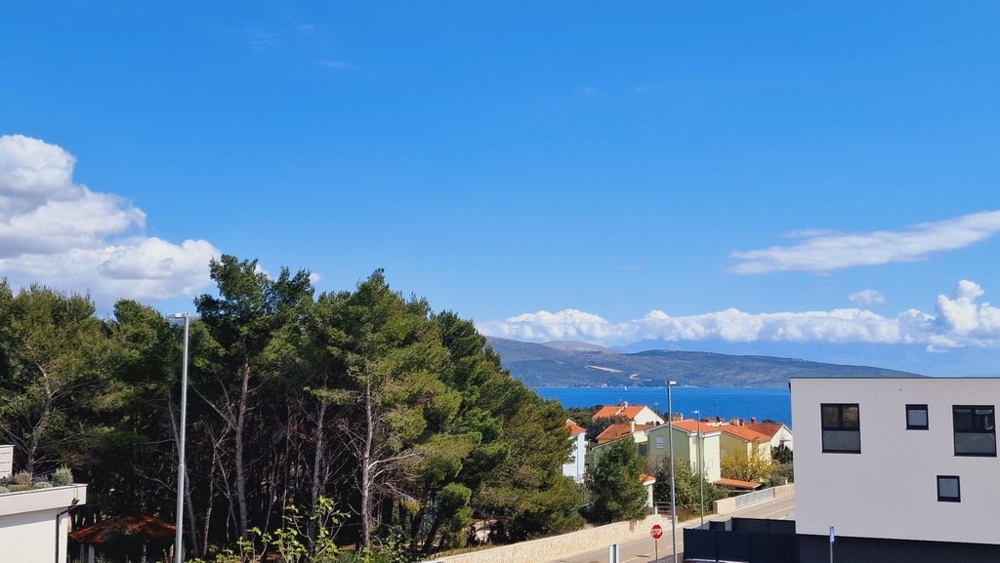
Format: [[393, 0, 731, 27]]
[[534, 386, 792, 427]]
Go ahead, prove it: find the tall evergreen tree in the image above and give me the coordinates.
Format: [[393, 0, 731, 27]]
[[588, 438, 648, 522]]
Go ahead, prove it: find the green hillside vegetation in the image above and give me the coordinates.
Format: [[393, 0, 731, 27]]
[[0, 256, 582, 562], [487, 337, 922, 387]]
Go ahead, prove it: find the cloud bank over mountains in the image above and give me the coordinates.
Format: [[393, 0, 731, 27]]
[[478, 280, 1000, 352], [0, 135, 218, 306]]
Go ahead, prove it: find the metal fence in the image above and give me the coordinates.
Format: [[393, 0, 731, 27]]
[[684, 518, 798, 563], [734, 487, 775, 509]]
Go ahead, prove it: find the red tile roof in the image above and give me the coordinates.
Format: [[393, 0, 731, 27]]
[[69, 515, 176, 544], [565, 419, 587, 436], [596, 423, 653, 444], [716, 424, 771, 442], [668, 420, 719, 435], [744, 422, 784, 438], [592, 404, 653, 421], [714, 478, 762, 490]]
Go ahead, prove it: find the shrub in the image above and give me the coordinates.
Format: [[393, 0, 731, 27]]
[[33, 481, 53, 489], [52, 466, 74, 486], [0, 485, 9, 494], [12, 471, 32, 486]]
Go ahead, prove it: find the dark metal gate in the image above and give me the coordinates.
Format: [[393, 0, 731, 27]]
[[683, 518, 798, 563]]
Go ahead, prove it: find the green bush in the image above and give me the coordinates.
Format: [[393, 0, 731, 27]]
[[32, 481, 53, 489], [0, 485, 9, 494], [11, 471, 32, 486], [52, 466, 74, 486]]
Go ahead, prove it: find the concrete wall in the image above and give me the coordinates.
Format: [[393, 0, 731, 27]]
[[0, 445, 12, 479], [792, 377, 1000, 545], [0, 484, 87, 563], [437, 514, 672, 563]]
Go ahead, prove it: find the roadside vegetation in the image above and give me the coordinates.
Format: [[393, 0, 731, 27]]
[[0, 255, 583, 562]]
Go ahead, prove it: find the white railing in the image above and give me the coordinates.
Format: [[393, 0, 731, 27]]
[[734, 487, 775, 509]]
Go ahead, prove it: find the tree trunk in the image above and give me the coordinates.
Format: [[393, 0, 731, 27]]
[[360, 377, 375, 549], [234, 362, 251, 539]]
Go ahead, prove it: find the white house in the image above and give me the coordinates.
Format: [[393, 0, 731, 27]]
[[0, 446, 88, 563], [592, 403, 665, 426], [791, 377, 1000, 561], [744, 420, 794, 451], [562, 420, 587, 482]]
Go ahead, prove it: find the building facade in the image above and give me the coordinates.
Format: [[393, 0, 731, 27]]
[[791, 377, 1000, 561], [0, 444, 87, 563], [645, 420, 722, 483], [562, 420, 587, 482]]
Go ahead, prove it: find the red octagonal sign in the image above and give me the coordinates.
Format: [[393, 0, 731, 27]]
[[651, 524, 663, 539]]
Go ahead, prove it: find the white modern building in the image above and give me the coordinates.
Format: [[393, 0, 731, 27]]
[[0, 446, 88, 563], [791, 377, 1000, 561]]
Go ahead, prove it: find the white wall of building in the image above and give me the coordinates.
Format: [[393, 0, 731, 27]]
[[0, 485, 87, 563], [792, 377, 1000, 545], [688, 432, 721, 483], [562, 431, 587, 482]]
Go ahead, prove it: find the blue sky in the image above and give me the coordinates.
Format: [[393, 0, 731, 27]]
[[3, 2, 1000, 376]]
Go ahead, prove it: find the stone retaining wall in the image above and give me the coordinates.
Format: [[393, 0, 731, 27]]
[[436, 513, 672, 563]]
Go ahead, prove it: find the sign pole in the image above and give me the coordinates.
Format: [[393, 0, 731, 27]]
[[651, 524, 664, 562], [829, 525, 835, 563]]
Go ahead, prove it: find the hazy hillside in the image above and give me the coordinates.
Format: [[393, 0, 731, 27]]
[[486, 337, 923, 388]]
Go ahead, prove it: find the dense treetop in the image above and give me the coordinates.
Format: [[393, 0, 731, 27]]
[[0, 256, 582, 561]]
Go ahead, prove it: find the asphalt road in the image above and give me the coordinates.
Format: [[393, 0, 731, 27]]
[[544, 493, 796, 563]]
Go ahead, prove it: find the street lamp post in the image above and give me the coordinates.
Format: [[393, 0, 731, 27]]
[[171, 313, 191, 563], [694, 409, 705, 527], [667, 381, 678, 563]]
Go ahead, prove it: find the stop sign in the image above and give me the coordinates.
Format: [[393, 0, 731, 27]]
[[651, 524, 663, 539]]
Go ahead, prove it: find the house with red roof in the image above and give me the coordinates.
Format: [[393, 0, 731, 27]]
[[713, 421, 773, 463], [744, 420, 794, 451], [595, 422, 654, 445], [591, 402, 665, 426]]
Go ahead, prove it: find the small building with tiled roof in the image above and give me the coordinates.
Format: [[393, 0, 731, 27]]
[[592, 403, 665, 426], [714, 422, 773, 463], [562, 419, 588, 482], [596, 422, 654, 445], [744, 420, 793, 451]]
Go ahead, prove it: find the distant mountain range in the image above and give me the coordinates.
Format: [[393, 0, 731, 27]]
[[485, 337, 924, 388]]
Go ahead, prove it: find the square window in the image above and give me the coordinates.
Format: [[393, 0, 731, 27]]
[[656, 436, 665, 449], [953, 405, 997, 457], [906, 404, 929, 430], [937, 475, 960, 502], [821, 403, 861, 453]]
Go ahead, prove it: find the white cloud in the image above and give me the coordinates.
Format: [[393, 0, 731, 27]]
[[0, 135, 219, 307], [316, 59, 351, 70], [478, 280, 1000, 352], [849, 289, 885, 307], [730, 211, 1000, 274]]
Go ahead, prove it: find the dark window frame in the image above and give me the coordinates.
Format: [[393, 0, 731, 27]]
[[953, 405, 997, 457], [906, 404, 929, 430], [937, 475, 961, 502], [821, 403, 861, 454]]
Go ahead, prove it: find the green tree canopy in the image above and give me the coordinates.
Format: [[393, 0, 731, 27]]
[[587, 438, 648, 522]]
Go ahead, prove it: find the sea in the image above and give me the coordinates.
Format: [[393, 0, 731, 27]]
[[534, 386, 793, 427]]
